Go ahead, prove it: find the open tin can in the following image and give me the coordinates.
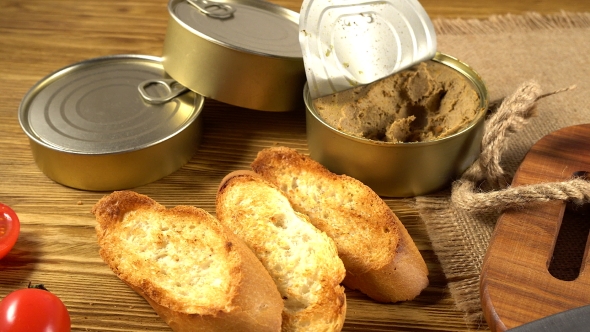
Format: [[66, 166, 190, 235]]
[[162, 0, 306, 112], [305, 53, 489, 197], [19, 55, 204, 191]]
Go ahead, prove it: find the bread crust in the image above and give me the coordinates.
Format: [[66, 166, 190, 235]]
[[216, 172, 347, 332], [251, 147, 428, 302], [343, 216, 429, 303], [93, 191, 283, 332]]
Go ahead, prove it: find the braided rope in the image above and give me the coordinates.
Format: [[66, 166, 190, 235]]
[[451, 81, 584, 213], [452, 177, 590, 213]]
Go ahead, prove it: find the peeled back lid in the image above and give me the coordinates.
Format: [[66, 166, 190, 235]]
[[299, 0, 437, 98]]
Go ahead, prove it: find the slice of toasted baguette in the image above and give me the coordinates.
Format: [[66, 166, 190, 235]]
[[216, 171, 347, 332], [93, 191, 283, 332], [251, 147, 429, 303]]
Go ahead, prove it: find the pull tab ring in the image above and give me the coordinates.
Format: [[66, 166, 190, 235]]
[[138, 79, 189, 105], [187, 0, 236, 19]]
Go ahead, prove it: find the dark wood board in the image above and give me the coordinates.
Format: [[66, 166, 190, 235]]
[[481, 124, 590, 331]]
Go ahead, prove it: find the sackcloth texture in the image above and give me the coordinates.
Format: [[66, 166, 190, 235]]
[[414, 11, 590, 329]]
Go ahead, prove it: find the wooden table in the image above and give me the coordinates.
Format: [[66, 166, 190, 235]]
[[0, 0, 587, 331]]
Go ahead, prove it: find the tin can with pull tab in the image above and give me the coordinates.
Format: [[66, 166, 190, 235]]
[[162, 0, 306, 112], [18, 55, 205, 191]]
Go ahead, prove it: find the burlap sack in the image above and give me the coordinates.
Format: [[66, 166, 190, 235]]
[[415, 12, 590, 328]]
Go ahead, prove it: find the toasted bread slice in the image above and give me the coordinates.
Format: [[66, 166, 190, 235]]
[[93, 191, 283, 332], [251, 147, 428, 302], [216, 171, 346, 332]]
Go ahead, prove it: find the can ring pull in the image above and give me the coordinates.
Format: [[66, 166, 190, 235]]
[[138, 79, 189, 105], [187, 0, 236, 19]]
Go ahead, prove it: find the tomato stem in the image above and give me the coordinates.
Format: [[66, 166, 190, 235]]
[[27, 282, 49, 291]]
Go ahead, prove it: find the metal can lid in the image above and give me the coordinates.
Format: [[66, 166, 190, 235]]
[[171, 0, 301, 58], [299, 0, 437, 98], [19, 54, 202, 155]]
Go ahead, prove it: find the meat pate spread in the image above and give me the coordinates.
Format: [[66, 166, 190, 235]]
[[312, 61, 481, 143]]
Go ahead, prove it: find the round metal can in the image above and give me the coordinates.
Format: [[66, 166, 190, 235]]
[[162, 0, 306, 112], [18, 54, 204, 191], [305, 53, 489, 197]]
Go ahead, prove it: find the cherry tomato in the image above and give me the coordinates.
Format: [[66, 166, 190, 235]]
[[0, 285, 71, 332], [0, 203, 20, 260]]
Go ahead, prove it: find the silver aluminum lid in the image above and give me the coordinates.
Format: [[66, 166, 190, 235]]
[[299, 0, 437, 98], [172, 0, 301, 58], [19, 55, 199, 155]]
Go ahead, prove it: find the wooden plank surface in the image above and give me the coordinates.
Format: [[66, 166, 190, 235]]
[[0, 0, 588, 331]]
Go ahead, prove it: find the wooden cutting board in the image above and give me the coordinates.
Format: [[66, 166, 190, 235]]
[[481, 124, 590, 331]]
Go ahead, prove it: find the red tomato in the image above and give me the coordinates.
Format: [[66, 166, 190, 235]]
[[0, 203, 20, 260], [0, 286, 71, 332]]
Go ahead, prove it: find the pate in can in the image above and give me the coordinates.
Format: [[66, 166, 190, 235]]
[[18, 55, 204, 191], [305, 53, 489, 197], [299, 0, 486, 197], [162, 0, 306, 112]]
